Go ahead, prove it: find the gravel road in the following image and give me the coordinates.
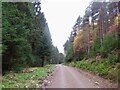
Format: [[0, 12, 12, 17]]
[[43, 64, 118, 88]]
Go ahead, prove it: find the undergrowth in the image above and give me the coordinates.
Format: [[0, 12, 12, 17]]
[[68, 59, 119, 83], [2, 64, 54, 88]]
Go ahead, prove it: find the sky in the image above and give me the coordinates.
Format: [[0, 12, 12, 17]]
[[41, 0, 91, 53]]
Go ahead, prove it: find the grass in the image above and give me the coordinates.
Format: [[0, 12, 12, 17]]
[[67, 59, 119, 83], [2, 64, 54, 88]]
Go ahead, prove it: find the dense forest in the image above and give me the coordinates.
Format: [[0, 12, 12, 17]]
[[1, 0, 120, 88], [64, 1, 120, 83], [2, 2, 63, 73]]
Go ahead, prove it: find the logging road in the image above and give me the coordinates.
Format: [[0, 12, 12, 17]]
[[42, 64, 117, 88]]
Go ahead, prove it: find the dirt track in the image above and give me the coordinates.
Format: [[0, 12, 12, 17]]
[[43, 64, 117, 88]]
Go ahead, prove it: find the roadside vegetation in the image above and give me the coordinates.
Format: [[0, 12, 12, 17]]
[[67, 59, 119, 82], [2, 65, 54, 88], [63, 1, 120, 85]]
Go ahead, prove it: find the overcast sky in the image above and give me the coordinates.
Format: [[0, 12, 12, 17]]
[[41, 0, 91, 53]]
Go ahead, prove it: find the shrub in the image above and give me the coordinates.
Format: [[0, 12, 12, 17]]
[[68, 58, 118, 82], [91, 35, 118, 58], [108, 53, 118, 64], [107, 67, 119, 81], [64, 45, 74, 62]]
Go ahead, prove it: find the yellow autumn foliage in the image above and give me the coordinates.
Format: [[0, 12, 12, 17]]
[[115, 14, 120, 26], [73, 29, 88, 53], [73, 25, 97, 54]]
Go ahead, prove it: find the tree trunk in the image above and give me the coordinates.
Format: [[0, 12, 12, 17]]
[[87, 24, 90, 59], [41, 56, 47, 67]]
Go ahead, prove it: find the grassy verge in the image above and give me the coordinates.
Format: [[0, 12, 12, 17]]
[[2, 64, 54, 88], [66, 59, 119, 83]]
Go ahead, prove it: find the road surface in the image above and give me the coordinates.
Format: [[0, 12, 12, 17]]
[[42, 64, 117, 88]]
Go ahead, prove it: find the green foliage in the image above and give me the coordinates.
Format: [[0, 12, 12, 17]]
[[100, 36, 117, 55], [108, 53, 118, 65], [91, 35, 118, 57], [2, 2, 54, 72], [69, 59, 119, 81], [91, 39, 101, 56], [64, 45, 74, 62], [51, 46, 60, 64], [2, 65, 54, 88], [67, 35, 119, 82]]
